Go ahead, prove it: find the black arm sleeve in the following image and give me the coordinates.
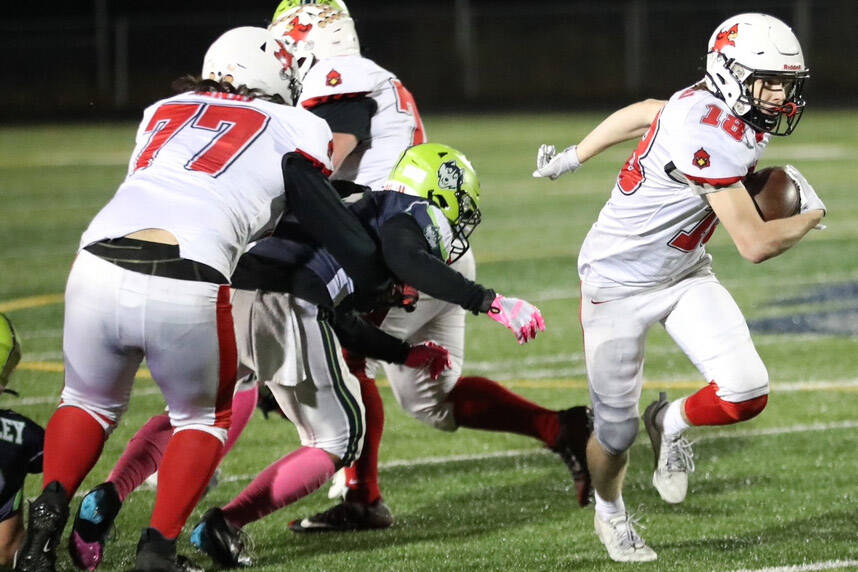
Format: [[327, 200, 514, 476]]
[[281, 152, 389, 297], [331, 179, 372, 199], [331, 308, 410, 364], [380, 214, 495, 314], [310, 97, 378, 141]]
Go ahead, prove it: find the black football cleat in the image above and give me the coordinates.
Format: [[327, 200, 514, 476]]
[[130, 528, 203, 572], [190, 508, 252, 568], [550, 406, 594, 507], [288, 500, 394, 533], [69, 481, 122, 571], [15, 481, 70, 572]]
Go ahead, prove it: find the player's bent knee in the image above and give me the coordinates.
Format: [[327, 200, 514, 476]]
[[594, 416, 640, 456], [173, 423, 228, 443], [409, 402, 457, 432], [722, 394, 768, 422]]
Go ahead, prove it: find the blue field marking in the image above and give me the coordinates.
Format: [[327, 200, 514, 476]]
[[750, 281, 858, 336]]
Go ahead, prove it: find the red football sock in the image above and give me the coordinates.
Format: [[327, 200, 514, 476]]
[[684, 382, 768, 426], [149, 429, 222, 539], [447, 376, 560, 446], [43, 406, 107, 499], [108, 413, 172, 502], [221, 384, 258, 459], [344, 373, 383, 505]]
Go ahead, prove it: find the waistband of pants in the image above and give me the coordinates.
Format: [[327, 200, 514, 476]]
[[84, 237, 228, 285]]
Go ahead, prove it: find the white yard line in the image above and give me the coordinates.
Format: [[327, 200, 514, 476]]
[[730, 560, 858, 572], [214, 418, 858, 484]]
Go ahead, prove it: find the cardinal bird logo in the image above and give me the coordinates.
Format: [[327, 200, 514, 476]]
[[693, 148, 711, 169], [285, 16, 313, 43], [713, 23, 739, 52], [271, 40, 294, 74], [326, 69, 342, 87]]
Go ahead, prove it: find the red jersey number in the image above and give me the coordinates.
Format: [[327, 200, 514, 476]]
[[700, 104, 746, 142], [391, 79, 426, 146], [668, 211, 718, 252], [617, 112, 661, 195], [134, 102, 270, 177]]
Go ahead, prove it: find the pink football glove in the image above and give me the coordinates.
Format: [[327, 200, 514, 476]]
[[404, 341, 452, 380], [487, 294, 546, 344]]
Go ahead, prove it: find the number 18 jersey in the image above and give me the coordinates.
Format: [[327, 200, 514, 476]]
[[578, 86, 770, 291]]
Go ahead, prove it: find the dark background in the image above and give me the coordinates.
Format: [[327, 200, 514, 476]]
[[4, 0, 855, 121]]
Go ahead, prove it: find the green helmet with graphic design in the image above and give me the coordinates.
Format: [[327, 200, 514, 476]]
[[0, 313, 21, 392], [384, 143, 482, 262], [272, 0, 350, 23]]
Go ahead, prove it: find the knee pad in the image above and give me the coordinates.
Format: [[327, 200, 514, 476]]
[[591, 392, 639, 455], [594, 415, 640, 456]]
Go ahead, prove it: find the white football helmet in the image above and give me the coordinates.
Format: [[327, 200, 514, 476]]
[[272, 0, 350, 23], [202, 26, 303, 105], [704, 13, 809, 136], [269, 5, 360, 62]]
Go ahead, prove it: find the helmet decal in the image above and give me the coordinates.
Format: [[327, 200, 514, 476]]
[[272, 39, 295, 79], [713, 24, 739, 52], [693, 148, 711, 169], [437, 161, 463, 191], [284, 16, 313, 43], [326, 69, 342, 87]]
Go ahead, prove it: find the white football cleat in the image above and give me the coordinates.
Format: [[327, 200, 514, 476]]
[[644, 392, 695, 504], [594, 513, 657, 562], [327, 468, 348, 500]]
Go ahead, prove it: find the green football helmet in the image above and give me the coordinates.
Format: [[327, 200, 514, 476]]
[[272, 0, 350, 22], [385, 143, 482, 262], [0, 313, 21, 392]]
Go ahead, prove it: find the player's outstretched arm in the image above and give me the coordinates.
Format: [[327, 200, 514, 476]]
[[379, 215, 545, 344], [533, 98, 666, 180], [707, 179, 825, 264]]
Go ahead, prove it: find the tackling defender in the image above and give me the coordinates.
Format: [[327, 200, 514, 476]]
[[15, 26, 390, 572], [270, 3, 593, 533], [533, 13, 825, 562]]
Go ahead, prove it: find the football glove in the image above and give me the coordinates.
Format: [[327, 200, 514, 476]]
[[532, 144, 581, 180], [404, 341, 451, 380], [487, 294, 546, 344], [784, 164, 826, 224]]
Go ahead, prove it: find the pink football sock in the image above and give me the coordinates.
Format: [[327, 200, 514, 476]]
[[221, 384, 258, 458], [108, 413, 172, 501], [222, 446, 335, 528]]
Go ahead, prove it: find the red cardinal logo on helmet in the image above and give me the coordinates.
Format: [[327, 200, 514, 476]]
[[326, 69, 342, 87], [272, 40, 294, 72], [713, 23, 739, 52], [285, 16, 313, 43], [693, 148, 711, 169]]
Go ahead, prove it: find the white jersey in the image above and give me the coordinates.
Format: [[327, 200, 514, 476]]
[[578, 86, 770, 291], [81, 91, 333, 279], [298, 54, 426, 188]]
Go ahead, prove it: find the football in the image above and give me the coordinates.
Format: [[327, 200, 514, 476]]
[[743, 166, 801, 221]]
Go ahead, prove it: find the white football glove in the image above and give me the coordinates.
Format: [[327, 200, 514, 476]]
[[532, 144, 581, 180], [486, 294, 546, 344], [784, 164, 826, 229]]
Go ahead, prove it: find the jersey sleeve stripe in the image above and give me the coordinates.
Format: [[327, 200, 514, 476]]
[[301, 92, 370, 110], [684, 174, 744, 188]]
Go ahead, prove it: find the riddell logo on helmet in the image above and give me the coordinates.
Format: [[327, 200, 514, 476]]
[[783, 64, 803, 70], [693, 148, 711, 169], [713, 24, 739, 52]]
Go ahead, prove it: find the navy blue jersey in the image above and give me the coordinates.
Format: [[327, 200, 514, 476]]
[[243, 191, 452, 305], [0, 409, 43, 520]]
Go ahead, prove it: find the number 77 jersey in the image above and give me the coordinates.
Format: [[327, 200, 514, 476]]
[[80, 91, 333, 280], [578, 86, 770, 290]]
